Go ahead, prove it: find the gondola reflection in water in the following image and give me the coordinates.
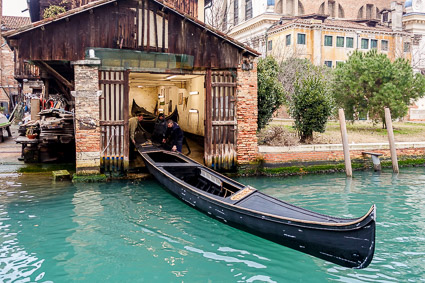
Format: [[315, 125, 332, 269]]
[[137, 145, 376, 269]]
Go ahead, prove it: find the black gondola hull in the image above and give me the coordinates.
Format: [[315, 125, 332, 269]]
[[139, 148, 376, 269]]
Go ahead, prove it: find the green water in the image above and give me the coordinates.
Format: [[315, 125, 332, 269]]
[[1, 168, 425, 282]]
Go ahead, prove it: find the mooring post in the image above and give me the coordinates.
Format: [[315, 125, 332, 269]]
[[339, 108, 352, 177], [384, 108, 399, 173]]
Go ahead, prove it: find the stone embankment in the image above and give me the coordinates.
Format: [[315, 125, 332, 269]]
[[256, 142, 425, 175]]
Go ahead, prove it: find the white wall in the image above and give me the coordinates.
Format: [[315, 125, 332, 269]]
[[129, 86, 158, 115], [129, 76, 205, 136]]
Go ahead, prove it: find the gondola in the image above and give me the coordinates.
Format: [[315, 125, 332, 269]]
[[137, 145, 376, 269], [131, 99, 179, 133]]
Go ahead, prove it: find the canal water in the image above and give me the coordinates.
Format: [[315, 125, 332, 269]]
[[1, 168, 425, 282]]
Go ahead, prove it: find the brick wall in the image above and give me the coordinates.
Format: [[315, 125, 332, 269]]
[[0, 40, 19, 108], [261, 144, 425, 167], [236, 60, 259, 164], [72, 61, 101, 175]]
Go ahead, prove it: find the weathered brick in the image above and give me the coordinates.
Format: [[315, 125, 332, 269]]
[[73, 63, 101, 175], [236, 60, 258, 164]]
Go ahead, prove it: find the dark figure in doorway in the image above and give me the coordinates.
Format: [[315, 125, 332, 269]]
[[163, 119, 184, 152], [152, 113, 167, 144], [129, 111, 144, 144], [129, 111, 151, 159]]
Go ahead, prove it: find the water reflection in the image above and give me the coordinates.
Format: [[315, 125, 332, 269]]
[[2, 168, 425, 281]]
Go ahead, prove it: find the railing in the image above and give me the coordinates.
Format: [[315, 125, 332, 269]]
[[15, 60, 40, 79]]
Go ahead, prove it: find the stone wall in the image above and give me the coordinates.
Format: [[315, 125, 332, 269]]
[[236, 60, 258, 165], [72, 60, 101, 175], [288, 0, 394, 19]]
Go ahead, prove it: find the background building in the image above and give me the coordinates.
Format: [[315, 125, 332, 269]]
[[267, 10, 411, 66], [205, 0, 399, 55], [403, 0, 425, 120], [1, 15, 31, 114]]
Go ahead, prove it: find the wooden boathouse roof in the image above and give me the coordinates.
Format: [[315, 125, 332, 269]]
[[4, 0, 259, 70]]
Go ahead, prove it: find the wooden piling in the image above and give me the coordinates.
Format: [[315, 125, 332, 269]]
[[338, 109, 352, 177], [384, 108, 399, 173]]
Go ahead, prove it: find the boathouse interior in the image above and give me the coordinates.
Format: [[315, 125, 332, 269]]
[[129, 73, 205, 137]]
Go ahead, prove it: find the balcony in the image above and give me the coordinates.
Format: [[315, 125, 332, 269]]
[[15, 60, 40, 80]]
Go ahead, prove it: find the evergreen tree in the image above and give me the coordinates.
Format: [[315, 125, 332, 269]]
[[333, 50, 425, 127]]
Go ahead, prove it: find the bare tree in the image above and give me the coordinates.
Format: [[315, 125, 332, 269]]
[[204, 0, 234, 32]]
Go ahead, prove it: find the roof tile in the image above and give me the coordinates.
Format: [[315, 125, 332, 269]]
[[1, 16, 31, 31]]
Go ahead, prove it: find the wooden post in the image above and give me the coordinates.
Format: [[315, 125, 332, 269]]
[[204, 69, 212, 167], [339, 108, 352, 177], [30, 98, 40, 121], [385, 107, 399, 173]]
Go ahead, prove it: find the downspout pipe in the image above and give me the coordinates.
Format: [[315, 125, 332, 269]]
[[265, 18, 282, 57]]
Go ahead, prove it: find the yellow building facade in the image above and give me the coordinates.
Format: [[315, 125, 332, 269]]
[[267, 17, 411, 67]]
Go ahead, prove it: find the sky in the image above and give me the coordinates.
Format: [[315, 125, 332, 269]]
[[3, 0, 30, 17]]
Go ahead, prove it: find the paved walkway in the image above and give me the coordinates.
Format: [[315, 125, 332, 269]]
[[0, 124, 25, 173]]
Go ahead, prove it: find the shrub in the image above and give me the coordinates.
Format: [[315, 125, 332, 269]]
[[257, 56, 286, 130], [290, 77, 333, 142]]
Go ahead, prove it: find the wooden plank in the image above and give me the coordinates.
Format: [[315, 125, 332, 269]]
[[123, 70, 130, 167], [154, 6, 159, 51], [204, 69, 212, 167], [108, 71, 112, 121], [98, 80, 125, 85], [147, 0, 150, 50], [212, 121, 237, 126], [162, 9, 166, 52], [218, 74, 222, 122], [211, 82, 237, 87], [141, 0, 145, 50], [38, 61, 74, 90]]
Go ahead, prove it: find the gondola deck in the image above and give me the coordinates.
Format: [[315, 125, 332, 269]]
[[137, 145, 376, 269]]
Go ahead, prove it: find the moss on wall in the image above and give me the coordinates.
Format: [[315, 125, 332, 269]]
[[237, 158, 425, 177], [72, 174, 108, 183]]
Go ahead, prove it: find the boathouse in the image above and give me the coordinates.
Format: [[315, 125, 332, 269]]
[[4, 0, 259, 174]]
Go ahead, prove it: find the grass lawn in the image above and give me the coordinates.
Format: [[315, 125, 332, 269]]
[[259, 119, 425, 145]]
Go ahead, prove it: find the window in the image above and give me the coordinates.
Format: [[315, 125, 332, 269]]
[[286, 34, 291, 46], [267, 0, 275, 5], [404, 42, 411, 52], [381, 40, 388, 51], [268, 40, 273, 51], [336, 61, 344, 67], [366, 4, 373, 19], [245, 0, 252, 20], [324, 61, 333, 68], [371, 39, 378, 49], [336, 36, 344, 47], [329, 1, 336, 17], [234, 0, 239, 25], [346, 37, 354, 48], [383, 12, 388, 22], [361, 38, 369, 49], [324, 35, 333, 46], [297, 33, 306, 45]]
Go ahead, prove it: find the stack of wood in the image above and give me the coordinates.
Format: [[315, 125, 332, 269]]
[[17, 108, 75, 163], [38, 109, 74, 144]]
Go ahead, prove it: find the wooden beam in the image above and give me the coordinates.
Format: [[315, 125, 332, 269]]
[[205, 69, 212, 167], [37, 61, 74, 91], [385, 108, 399, 173], [339, 108, 352, 177]]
